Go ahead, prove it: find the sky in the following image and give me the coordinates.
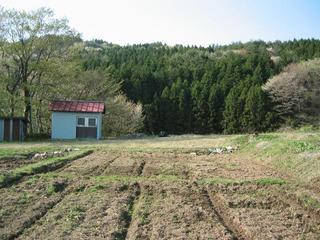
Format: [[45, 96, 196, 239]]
[[1, 0, 320, 46]]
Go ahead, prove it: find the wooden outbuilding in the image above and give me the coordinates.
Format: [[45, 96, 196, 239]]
[[49, 100, 105, 140], [0, 117, 26, 142]]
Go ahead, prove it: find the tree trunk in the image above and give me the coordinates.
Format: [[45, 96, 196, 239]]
[[9, 95, 15, 118], [24, 87, 32, 135]]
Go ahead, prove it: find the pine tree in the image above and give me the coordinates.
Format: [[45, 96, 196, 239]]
[[242, 85, 270, 132], [223, 86, 241, 134], [208, 84, 224, 133]]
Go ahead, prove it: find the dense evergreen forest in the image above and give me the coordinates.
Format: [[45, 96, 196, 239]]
[[79, 39, 320, 134]]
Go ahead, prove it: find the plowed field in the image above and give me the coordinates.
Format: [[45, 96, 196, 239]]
[[1, 134, 320, 239]]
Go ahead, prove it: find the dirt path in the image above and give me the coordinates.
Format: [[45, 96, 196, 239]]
[[1, 150, 320, 240]]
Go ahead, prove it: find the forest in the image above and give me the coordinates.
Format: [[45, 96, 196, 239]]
[[1, 8, 320, 136], [81, 39, 320, 134]]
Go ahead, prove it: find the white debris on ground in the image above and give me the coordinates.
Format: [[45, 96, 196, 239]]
[[208, 146, 238, 154], [32, 148, 79, 160], [189, 146, 239, 156]]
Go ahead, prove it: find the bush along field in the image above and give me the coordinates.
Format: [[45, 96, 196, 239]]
[[0, 129, 320, 239]]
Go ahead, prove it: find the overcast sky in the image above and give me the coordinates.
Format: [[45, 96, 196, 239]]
[[1, 0, 320, 46]]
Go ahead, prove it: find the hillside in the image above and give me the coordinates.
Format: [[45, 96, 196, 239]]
[[79, 39, 320, 134]]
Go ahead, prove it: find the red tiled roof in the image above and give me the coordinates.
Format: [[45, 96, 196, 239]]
[[49, 100, 105, 113]]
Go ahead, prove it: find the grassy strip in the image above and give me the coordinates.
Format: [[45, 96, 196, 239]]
[[197, 177, 286, 186], [0, 150, 93, 187], [90, 175, 285, 188], [232, 132, 320, 183], [0, 146, 64, 159], [90, 174, 183, 188]]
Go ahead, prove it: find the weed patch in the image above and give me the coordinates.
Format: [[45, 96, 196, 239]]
[[298, 193, 320, 211], [254, 178, 286, 186], [288, 141, 319, 153], [67, 206, 86, 223], [132, 194, 152, 226], [46, 181, 67, 196]]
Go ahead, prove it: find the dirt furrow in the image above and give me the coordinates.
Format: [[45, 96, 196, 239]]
[[5, 196, 63, 240], [17, 182, 140, 240], [2, 181, 77, 240], [206, 189, 248, 240], [102, 156, 146, 176], [125, 182, 236, 240], [137, 160, 145, 176], [86, 156, 120, 176], [206, 184, 320, 239], [61, 152, 118, 176], [1, 152, 118, 239], [121, 183, 141, 240]]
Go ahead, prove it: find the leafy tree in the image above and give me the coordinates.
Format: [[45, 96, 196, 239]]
[[0, 7, 76, 133]]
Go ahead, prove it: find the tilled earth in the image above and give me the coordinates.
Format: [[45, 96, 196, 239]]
[[0, 150, 320, 240], [0, 156, 38, 175]]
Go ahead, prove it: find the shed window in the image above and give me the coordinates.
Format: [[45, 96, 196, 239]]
[[77, 117, 97, 127], [88, 118, 96, 127], [77, 117, 85, 126]]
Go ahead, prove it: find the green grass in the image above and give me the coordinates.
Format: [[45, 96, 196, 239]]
[[254, 178, 286, 186], [46, 182, 67, 196], [288, 141, 319, 153], [0, 146, 63, 159], [198, 177, 286, 186], [67, 206, 86, 223], [0, 150, 93, 187], [91, 174, 182, 186], [17, 192, 33, 204], [25, 172, 76, 186], [0, 141, 98, 159], [131, 193, 153, 226], [233, 131, 320, 183], [298, 193, 320, 211], [89, 184, 106, 193]]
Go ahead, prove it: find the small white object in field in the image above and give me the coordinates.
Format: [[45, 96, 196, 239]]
[[64, 148, 73, 152], [32, 152, 47, 160], [53, 151, 64, 157], [73, 148, 80, 151], [33, 150, 65, 160], [226, 146, 234, 152], [208, 147, 223, 154], [190, 152, 197, 156], [32, 153, 42, 160], [208, 146, 238, 154]]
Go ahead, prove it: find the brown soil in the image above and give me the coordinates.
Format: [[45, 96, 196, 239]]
[[126, 182, 236, 240], [1, 151, 319, 240], [207, 184, 320, 240], [0, 157, 38, 175]]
